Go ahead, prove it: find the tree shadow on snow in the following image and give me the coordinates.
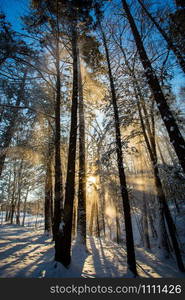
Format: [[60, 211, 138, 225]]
[[89, 237, 121, 277]]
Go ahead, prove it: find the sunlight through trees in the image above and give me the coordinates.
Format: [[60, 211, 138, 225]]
[[0, 0, 185, 278]]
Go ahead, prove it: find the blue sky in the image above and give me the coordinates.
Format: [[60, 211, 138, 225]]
[[0, 0, 184, 98], [0, 0, 29, 31]]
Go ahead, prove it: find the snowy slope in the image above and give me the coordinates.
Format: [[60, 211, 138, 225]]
[[0, 224, 184, 278]]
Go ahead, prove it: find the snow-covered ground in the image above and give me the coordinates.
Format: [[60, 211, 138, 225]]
[[0, 211, 44, 228], [0, 224, 184, 278]]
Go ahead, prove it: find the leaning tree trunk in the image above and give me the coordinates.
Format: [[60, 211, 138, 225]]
[[118, 42, 159, 252], [137, 100, 169, 254], [57, 24, 79, 267], [76, 53, 87, 248], [137, 98, 185, 272], [156, 140, 165, 165], [133, 93, 169, 257], [99, 20, 138, 276], [121, 0, 185, 175], [117, 39, 182, 267], [154, 166, 185, 271]]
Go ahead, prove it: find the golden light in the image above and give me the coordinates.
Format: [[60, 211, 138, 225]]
[[87, 176, 97, 185]]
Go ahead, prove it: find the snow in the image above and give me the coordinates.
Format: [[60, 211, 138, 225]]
[[0, 211, 44, 228], [0, 224, 184, 278], [59, 221, 65, 232]]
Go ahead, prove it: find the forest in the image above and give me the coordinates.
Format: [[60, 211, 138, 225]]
[[0, 0, 185, 278]]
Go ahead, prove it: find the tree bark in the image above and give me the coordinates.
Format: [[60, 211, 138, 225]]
[[97, 148, 106, 237], [142, 194, 150, 249], [16, 160, 23, 225], [95, 198, 100, 238], [115, 202, 121, 244], [89, 198, 96, 236], [22, 188, 29, 226], [99, 19, 138, 276], [76, 52, 87, 247], [5, 169, 12, 222], [53, 6, 64, 261], [156, 140, 165, 165], [9, 162, 17, 224], [56, 24, 79, 267], [45, 156, 53, 235]]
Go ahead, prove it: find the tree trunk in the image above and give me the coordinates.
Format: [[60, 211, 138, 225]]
[[164, 136, 175, 165], [99, 19, 138, 276], [16, 189, 21, 225], [10, 203, 15, 224], [45, 157, 53, 235], [122, 0, 185, 175], [5, 169, 12, 222], [35, 201, 40, 228], [118, 38, 169, 256], [56, 24, 79, 267], [76, 52, 87, 247], [137, 96, 185, 271], [89, 200, 96, 236], [16, 160, 23, 225], [97, 148, 106, 237], [148, 212, 158, 239], [53, 12, 64, 261], [72, 199, 77, 239], [115, 203, 121, 244], [98, 186, 106, 237], [142, 194, 150, 249], [22, 189, 29, 226], [156, 140, 165, 165], [10, 163, 17, 224], [154, 166, 185, 271], [95, 199, 100, 239]]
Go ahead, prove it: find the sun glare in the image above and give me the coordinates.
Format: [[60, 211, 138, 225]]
[[88, 176, 97, 185]]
